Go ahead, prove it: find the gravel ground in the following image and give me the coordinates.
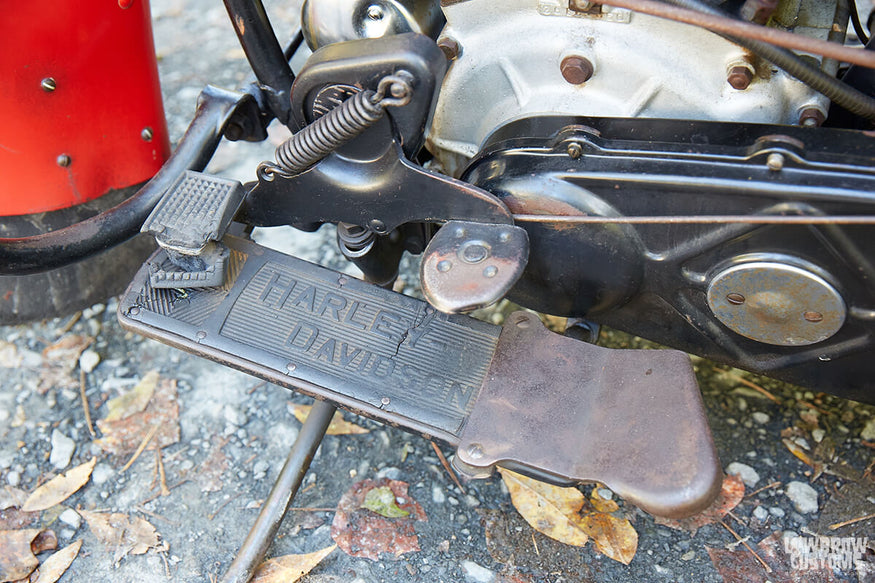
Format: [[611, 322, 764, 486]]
[[1, 2, 874, 582]]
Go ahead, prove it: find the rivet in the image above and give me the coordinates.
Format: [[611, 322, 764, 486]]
[[286, 363, 297, 372], [381, 396, 391, 406], [141, 127, 153, 142], [437, 260, 452, 272], [566, 142, 582, 159], [454, 227, 467, 238], [803, 311, 823, 323], [499, 232, 511, 243], [516, 315, 531, 328], [196, 331, 207, 340], [128, 307, 141, 316], [483, 265, 498, 278], [118, 0, 134, 8], [369, 219, 387, 233], [726, 293, 746, 305], [766, 152, 785, 172], [338, 276, 348, 285], [56, 154, 71, 168], [466, 443, 485, 460], [40, 78, 57, 92]]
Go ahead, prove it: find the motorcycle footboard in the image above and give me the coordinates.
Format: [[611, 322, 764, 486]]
[[118, 235, 722, 518]]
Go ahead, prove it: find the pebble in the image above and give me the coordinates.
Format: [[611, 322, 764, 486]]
[[79, 350, 100, 373], [785, 481, 818, 514], [376, 466, 402, 480], [432, 485, 446, 504], [753, 506, 768, 521], [0, 450, 14, 469], [60, 528, 76, 540], [680, 550, 695, 561], [49, 429, 75, 470], [725, 462, 760, 488], [770, 506, 786, 518], [597, 487, 613, 500], [461, 560, 495, 583], [6, 470, 21, 487], [59, 508, 82, 530], [812, 428, 826, 443], [253, 460, 269, 474], [92, 463, 114, 485], [752, 412, 770, 424], [464, 495, 481, 507], [861, 417, 875, 441], [223, 405, 247, 427]]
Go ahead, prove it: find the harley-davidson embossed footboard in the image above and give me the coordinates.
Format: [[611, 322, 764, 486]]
[[119, 235, 722, 518]]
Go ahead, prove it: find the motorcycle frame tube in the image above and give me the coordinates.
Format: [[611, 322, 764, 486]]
[[223, 0, 295, 125], [0, 86, 254, 275]]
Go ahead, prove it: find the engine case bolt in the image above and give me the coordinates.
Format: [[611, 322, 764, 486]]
[[561, 55, 594, 85], [40, 77, 57, 92], [799, 108, 825, 127], [727, 65, 754, 90], [766, 152, 785, 171], [437, 37, 461, 61], [566, 142, 583, 159], [56, 154, 72, 168]]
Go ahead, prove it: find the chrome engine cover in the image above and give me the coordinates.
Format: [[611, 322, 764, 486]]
[[427, 0, 833, 175]]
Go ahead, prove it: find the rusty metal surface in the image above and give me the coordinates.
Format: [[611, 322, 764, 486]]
[[421, 221, 529, 313], [706, 260, 846, 346], [455, 312, 723, 519]]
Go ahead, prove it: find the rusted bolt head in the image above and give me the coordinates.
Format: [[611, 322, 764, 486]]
[[437, 37, 461, 61], [727, 66, 754, 90], [56, 154, 71, 168], [561, 56, 594, 85], [726, 293, 746, 305], [804, 311, 824, 322], [40, 77, 57, 92], [799, 108, 825, 127]]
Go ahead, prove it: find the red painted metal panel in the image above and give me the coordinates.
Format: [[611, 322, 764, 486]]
[[0, 0, 171, 216]]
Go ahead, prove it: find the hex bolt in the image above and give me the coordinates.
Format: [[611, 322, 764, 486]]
[[437, 37, 461, 61], [40, 77, 57, 92], [560, 55, 594, 85], [567, 142, 583, 159], [766, 153, 785, 171], [799, 108, 825, 127], [141, 127, 154, 142], [726, 293, 746, 305], [804, 311, 824, 322], [56, 154, 71, 168], [727, 65, 754, 90]]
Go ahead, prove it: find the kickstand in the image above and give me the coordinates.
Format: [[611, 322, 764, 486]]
[[220, 399, 336, 583]]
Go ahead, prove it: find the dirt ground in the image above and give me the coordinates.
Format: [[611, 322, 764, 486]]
[[1, 1, 874, 582]]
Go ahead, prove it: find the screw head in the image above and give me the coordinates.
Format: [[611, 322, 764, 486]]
[[40, 77, 57, 92], [566, 142, 583, 159], [366, 4, 384, 20], [727, 65, 754, 90], [726, 293, 746, 305], [466, 443, 485, 460], [141, 127, 153, 142], [437, 37, 461, 61], [561, 55, 594, 85], [766, 152, 785, 171], [369, 219, 387, 233], [56, 154, 71, 168], [804, 311, 823, 322]]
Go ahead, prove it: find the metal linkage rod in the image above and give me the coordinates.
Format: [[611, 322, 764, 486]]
[[220, 399, 336, 583]]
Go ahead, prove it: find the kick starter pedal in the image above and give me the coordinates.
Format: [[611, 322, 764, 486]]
[[141, 170, 245, 289]]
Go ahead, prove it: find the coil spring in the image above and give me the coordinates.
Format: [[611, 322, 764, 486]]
[[275, 89, 384, 174], [337, 222, 376, 259]]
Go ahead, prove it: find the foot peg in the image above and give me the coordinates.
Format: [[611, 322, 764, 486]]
[[119, 236, 721, 518], [421, 220, 529, 313], [141, 170, 245, 288]]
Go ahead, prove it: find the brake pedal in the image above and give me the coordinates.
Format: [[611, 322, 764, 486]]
[[141, 170, 245, 288], [119, 235, 721, 518]]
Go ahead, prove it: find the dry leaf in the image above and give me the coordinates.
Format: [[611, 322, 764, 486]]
[[0, 487, 28, 511], [0, 529, 54, 582], [35, 540, 82, 583], [198, 436, 229, 493], [95, 377, 180, 456], [782, 438, 815, 467], [289, 404, 369, 435], [22, 458, 96, 512], [0, 507, 39, 530], [656, 474, 744, 533], [590, 489, 619, 514], [251, 545, 336, 583], [331, 478, 427, 561], [707, 531, 837, 583], [37, 335, 93, 394], [498, 468, 589, 547], [103, 370, 158, 422], [80, 511, 161, 565], [577, 511, 638, 565]]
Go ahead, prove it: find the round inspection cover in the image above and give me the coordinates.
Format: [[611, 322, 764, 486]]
[[706, 261, 846, 346]]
